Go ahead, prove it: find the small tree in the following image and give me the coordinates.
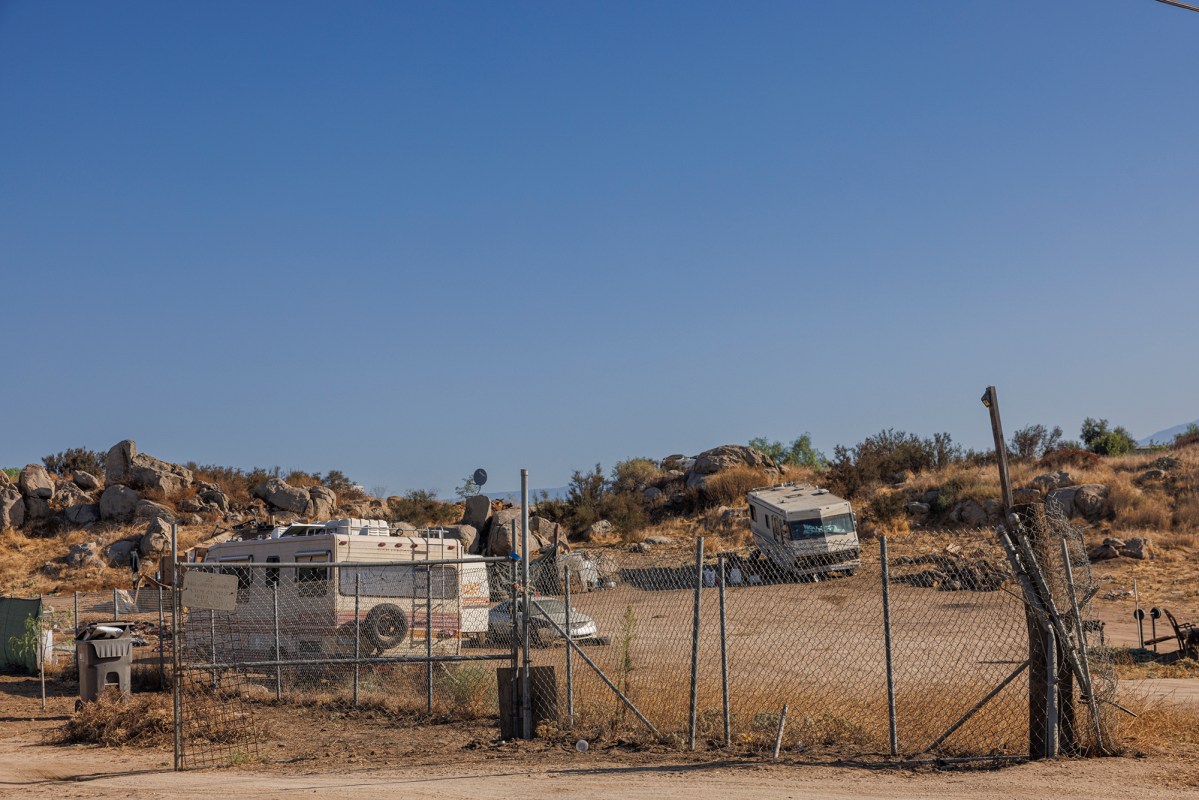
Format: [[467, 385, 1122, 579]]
[[454, 475, 481, 500], [42, 447, 105, 477], [749, 434, 828, 469], [1080, 418, 1136, 457], [1008, 424, 1063, 461]]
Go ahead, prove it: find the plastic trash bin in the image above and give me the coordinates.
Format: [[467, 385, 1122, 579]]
[[76, 621, 134, 703]]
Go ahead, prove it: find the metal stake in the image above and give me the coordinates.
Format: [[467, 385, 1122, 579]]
[[772, 703, 789, 760], [508, 557, 519, 739], [565, 574, 574, 725], [688, 536, 704, 751], [113, 587, 119, 621], [73, 591, 79, 674], [520, 468, 531, 741], [273, 583, 281, 701], [38, 597, 46, 710], [718, 552, 730, 748], [881, 536, 898, 757], [354, 572, 361, 707], [426, 565, 433, 715], [1045, 626, 1058, 758], [209, 610, 217, 687], [1060, 538, 1105, 753]]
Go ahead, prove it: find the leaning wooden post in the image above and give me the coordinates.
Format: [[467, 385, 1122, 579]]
[[982, 385, 1053, 759]]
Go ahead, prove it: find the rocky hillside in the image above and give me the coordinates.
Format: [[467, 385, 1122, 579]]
[[2, 437, 1197, 596]]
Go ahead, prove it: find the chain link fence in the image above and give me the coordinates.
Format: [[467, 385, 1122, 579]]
[[164, 520, 1115, 767]]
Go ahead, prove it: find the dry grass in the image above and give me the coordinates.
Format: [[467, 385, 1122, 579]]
[[702, 466, 775, 508], [49, 690, 174, 747], [1109, 685, 1199, 754]]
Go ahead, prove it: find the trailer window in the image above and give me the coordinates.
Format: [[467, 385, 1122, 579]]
[[789, 513, 855, 540], [296, 552, 330, 597], [219, 557, 254, 596], [749, 505, 757, 522], [265, 556, 280, 587]]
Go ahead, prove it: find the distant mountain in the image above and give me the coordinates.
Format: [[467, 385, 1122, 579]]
[[1139, 419, 1199, 446]]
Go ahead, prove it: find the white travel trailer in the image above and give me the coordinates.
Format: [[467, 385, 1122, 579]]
[[196, 519, 492, 661], [746, 484, 861, 578]]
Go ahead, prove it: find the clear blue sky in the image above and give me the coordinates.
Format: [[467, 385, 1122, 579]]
[[2, 1, 1196, 496]]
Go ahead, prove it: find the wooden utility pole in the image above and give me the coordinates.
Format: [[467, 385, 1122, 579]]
[[982, 386, 1055, 758]]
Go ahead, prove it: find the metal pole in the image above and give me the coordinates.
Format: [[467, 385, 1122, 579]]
[[880, 536, 898, 757], [273, 583, 281, 701], [354, 572, 361, 708], [158, 586, 165, 687], [688, 536, 704, 751], [520, 468, 531, 741], [772, 703, 789, 760], [1134, 580, 1144, 649], [38, 597, 46, 710], [718, 552, 730, 748], [170, 522, 181, 771], [113, 587, 119, 621], [209, 610, 217, 687], [1045, 625, 1058, 758], [426, 565, 433, 715], [1060, 538, 1105, 753], [565, 573, 574, 725], [73, 591, 79, 674], [508, 558, 519, 739]]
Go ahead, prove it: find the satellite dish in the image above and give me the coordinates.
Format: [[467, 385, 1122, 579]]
[[473, 468, 488, 488]]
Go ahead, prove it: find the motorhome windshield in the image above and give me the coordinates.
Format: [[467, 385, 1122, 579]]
[[789, 513, 855, 540]]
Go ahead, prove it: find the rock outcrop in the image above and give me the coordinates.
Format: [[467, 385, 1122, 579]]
[[105, 439, 193, 495], [99, 485, 140, 520], [252, 477, 312, 515], [0, 486, 25, 529], [18, 464, 54, 499]]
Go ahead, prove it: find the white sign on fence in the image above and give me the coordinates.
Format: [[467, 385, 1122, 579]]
[[181, 571, 238, 611]]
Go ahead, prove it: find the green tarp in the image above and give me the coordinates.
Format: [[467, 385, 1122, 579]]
[[0, 597, 43, 672]]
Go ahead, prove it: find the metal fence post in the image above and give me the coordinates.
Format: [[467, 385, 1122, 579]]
[[113, 587, 119, 620], [170, 522, 181, 771], [688, 536, 704, 751], [509, 557, 519, 739], [73, 591, 79, 674], [565, 573, 574, 725], [718, 552, 730, 748], [158, 586, 166, 687], [880, 536, 898, 757], [38, 595, 46, 710], [426, 565, 434, 715], [273, 583, 281, 701], [520, 468, 531, 741], [1045, 625, 1059, 758], [209, 610, 217, 687], [354, 572, 361, 707]]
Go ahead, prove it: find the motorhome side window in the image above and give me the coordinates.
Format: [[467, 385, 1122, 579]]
[[296, 552, 330, 597], [338, 564, 458, 599], [220, 557, 253, 594], [749, 505, 757, 522]]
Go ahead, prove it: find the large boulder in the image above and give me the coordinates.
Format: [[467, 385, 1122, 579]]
[[18, 464, 54, 499], [462, 495, 492, 530], [105, 539, 138, 567], [66, 542, 102, 569], [23, 495, 51, 521], [105, 439, 193, 495], [1073, 484, 1110, 522], [198, 488, 230, 512], [135, 498, 175, 521], [1120, 537, 1152, 560], [73, 470, 101, 491], [1030, 471, 1072, 496], [1045, 486, 1080, 519], [440, 524, 479, 553], [139, 529, 169, 556], [0, 487, 25, 529], [485, 508, 522, 556], [252, 477, 312, 514], [691, 445, 778, 476], [661, 454, 696, 472], [952, 499, 988, 526], [99, 485, 140, 520], [52, 480, 90, 511], [308, 485, 337, 519], [105, 440, 137, 484], [577, 519, 614, 542], [63, 502, 101, 526]]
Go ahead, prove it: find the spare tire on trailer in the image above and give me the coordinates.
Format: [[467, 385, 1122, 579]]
[[363, 603, 409, 651]]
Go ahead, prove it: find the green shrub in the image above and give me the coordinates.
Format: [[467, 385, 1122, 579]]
[[1081, 418, 1136, 457], [388, 490, 460, 526], [748, 434, 828, 469], [868, 491, 908, 524], [41, 448, 105, 477], [827, 429, 961, 498]]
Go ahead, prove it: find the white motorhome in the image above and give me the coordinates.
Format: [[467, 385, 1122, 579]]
[[746, 484, 861, 578], [196, 519, 491, 661]]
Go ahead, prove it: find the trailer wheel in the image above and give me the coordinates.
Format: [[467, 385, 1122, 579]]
[[363, 604, 409, 651]]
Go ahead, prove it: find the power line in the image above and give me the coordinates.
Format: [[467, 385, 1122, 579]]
[[1154, 0, 1199, 13]]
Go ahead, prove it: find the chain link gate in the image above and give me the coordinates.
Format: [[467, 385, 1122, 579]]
[[520, 524, 1112, 761]]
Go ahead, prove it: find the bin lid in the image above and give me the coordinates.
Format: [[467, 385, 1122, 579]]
[[83, 638, 134, 659], [77, 621, 135, 641]]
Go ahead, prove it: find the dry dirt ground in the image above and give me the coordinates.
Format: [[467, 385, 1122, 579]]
[[2, 674, 1197, 800]]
